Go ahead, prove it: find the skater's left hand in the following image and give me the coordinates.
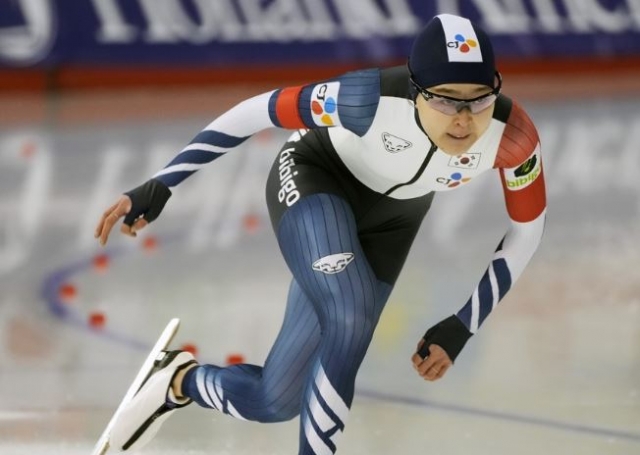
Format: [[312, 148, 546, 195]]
[[411, 342, 452, 381]]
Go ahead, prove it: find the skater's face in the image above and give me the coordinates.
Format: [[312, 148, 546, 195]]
[[416, 82, 496, 156]]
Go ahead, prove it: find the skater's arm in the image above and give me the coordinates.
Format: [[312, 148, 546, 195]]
[[412, 103, 547, 379], [95, 69, 383, 245], [453, 107, 547, 335], [411, 157, 546, 380], [151, 68, 381, 189]]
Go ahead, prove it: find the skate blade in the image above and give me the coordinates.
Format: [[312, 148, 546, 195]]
[[91, 318, 181, 454]]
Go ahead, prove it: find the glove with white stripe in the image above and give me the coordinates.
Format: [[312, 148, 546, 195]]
[[418, 315, 473, 362]]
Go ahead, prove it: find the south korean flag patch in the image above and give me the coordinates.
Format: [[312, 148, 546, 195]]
[[448, 152, 481, 169]]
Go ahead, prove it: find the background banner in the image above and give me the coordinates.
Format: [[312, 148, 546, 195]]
[[2, 0, 640, 68]]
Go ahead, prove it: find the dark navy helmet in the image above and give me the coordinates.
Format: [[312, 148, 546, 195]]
[[409, 14, 497, 89]]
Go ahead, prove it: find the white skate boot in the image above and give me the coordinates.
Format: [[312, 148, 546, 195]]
[[109, 350, 197, 451]]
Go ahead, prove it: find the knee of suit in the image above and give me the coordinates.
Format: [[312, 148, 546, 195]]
[[256, 397, 301, 423], [324, 306, 379, 340]]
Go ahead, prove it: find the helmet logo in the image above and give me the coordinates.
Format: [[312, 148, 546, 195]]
[[438, 14, 483, 62], [447, 34, 478, 53]]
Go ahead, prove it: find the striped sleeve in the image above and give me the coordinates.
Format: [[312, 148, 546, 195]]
[[455, 209, 546, 333], [456, 104, 547, 333], [153, 90, 273, 187], [154, 69, 382, 188], [268, 69, 381, 136]]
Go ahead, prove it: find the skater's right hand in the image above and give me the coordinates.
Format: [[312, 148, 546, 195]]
[[415, 315, 473, 363], [412, 342, 452, 381], [94, 178, 172, 246]]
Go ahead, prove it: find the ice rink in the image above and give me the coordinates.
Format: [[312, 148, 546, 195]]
[[1, 81, 639, 454]]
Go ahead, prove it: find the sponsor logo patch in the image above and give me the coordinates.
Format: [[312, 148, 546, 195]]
[[448, 34, 478, 54], [504, 147, 542, 191], [439, 14, 483, 63], [437, 172, 471, 188], [277, 147, 300, 206], [312, 253, 354, 274], [382, 133, 412, 153], [311, 82, 341, 127]]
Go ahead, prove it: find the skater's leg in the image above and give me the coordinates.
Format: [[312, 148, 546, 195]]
[[176, 193, 391, 454], [179, 192, 392, 442], [276, 193, 393, 454], [180, 278, 321, 422]]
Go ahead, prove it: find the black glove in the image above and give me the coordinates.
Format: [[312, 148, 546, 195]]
[[123, 178, 172, 226], [418, 315, 472, 362]]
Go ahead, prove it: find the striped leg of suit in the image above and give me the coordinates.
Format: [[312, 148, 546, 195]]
[[279, 194, 392, 454], [182, 277, 322, 422], [181, 193, 392, 454]]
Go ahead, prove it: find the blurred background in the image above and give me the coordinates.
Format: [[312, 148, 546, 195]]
[[1, 1, 639, 454]]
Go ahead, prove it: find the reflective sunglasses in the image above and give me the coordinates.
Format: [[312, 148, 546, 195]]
[[410, 71, 502, 115]]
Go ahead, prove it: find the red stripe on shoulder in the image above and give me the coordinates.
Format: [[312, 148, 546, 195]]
[[275, 86, 305, 129], [494, 102, 539, 169]]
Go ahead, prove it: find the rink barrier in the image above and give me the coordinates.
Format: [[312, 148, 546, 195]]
[[2, 56, 640, 92]]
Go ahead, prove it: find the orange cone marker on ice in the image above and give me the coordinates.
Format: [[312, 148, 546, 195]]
[[88, 311, 106, 329], [225, 353, 245, 365]]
